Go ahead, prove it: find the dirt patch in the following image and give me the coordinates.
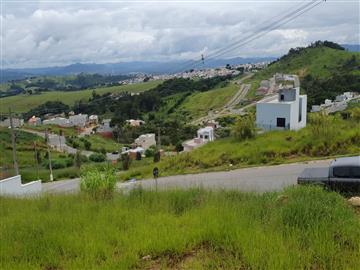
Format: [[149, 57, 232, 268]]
[[137, 243, 249, 270]]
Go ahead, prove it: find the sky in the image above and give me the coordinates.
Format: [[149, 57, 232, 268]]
[[1, 0, 359, 68]]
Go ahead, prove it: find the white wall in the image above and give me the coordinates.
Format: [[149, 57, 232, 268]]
[[0, 175, 41, 196], [256, 103, 291, 130]]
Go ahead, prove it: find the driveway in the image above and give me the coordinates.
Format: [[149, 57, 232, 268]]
[[42, 159, 331, 193]]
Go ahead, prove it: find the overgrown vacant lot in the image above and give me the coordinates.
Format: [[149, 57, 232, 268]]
[[1, 186, 359, 269]]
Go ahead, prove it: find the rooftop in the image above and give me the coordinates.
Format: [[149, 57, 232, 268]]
[[330, 156, 360, 168]]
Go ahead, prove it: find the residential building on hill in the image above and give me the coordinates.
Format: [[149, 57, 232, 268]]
[[134, 133, 156, 150], [256, 87, 307, 131]]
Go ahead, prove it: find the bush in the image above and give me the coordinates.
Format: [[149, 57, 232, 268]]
[[80, 167, 116, 199], [83, 140, 91, 150], [120, 153, 131, 170], [89, 153, 106, 162], [232, 115, 256, 141]]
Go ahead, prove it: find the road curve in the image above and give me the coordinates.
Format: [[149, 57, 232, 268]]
[[43, 159, 331, 194]]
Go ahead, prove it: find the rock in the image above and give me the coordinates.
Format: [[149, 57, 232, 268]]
[[141, 255, 151, 261], [348, 197, 360, 207]]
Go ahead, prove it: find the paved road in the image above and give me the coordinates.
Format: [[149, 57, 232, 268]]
[[42, 159, 331, 193]]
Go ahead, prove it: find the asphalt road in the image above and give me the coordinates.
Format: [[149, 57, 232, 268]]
[[42, 159, 331, 193]]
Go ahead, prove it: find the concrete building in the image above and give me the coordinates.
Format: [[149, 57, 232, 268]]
[[134, 133, 156, 150], [256, 87, 307, 131], [97, 119, 113, 138], [69, 114, 88, 127], [0, 118, 24, 128], [43, 117, 71, 127], [182, 126, 215, 152]]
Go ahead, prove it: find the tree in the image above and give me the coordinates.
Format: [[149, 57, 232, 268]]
[[232, 116, 256, 141]]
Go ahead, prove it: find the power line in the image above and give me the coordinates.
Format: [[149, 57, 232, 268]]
[[172, 0, 324, 73]]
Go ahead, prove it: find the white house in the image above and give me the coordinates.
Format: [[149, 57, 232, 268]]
[[69, 114, 88, 127], [134, 133, 156, 150], [182, 126, 214, 152], [197, 126, 215, 141], [256, 87, 307, 131]]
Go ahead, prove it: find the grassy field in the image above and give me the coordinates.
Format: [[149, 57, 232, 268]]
[[70, 134, 122, 153], [0, 80, 161, 113], [177, 83, 239, 119], [121, 114, 360, 180], [1, 186, 359, 269]]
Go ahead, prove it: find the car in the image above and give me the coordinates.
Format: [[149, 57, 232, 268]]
[[297, 156, 360, 194]]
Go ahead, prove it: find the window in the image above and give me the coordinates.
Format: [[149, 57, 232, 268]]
[[280, 94, 284, 101], [350, 167, 360, 178], [204, 135, 209, 139], [333, 166, 351, 178], [276, 118, 286, 127]]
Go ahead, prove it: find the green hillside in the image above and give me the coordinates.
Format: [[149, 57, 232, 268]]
[[177, 83, 239, 119], [246, 42, 360, 105], [0, 80, 161, 113], [260, 46, 360, 79]]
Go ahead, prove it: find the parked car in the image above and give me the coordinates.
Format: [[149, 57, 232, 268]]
[[297, 156, 360, 194]]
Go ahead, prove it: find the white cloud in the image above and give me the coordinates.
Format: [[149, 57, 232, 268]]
[[2, 0, 359, 68]]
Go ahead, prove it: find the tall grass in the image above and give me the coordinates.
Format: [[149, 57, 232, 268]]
[[80, 167, 116, 199], [0, 186, 359, 269]]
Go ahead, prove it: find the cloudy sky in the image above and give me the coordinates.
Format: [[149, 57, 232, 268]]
[[1, 0, 359, 68]]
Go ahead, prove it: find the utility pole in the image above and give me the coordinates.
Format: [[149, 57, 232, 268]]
[[157, 127, 161, 150], [33, 141, 39, 180], [45, 128, 54, 181], [9, 108, 19, 175]]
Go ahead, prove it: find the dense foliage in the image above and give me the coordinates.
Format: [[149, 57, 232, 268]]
[[23, 101, 70, 120]]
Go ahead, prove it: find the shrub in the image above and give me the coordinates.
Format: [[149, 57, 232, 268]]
[[232, 115, 256, 141], [120, 153, 131, 170], [83, 140, 91, 150], [80, 167, 116, 199], [89, 153, 106, 162]]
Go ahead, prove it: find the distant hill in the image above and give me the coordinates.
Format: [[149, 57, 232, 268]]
[[259, 41, 359, 79], [342, 44, 360, 52], [1, 57, 276, 83]]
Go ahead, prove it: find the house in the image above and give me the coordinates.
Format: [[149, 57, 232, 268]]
[[97, 119, 113, 138], [134, 133, 156, 150], [126, 119, 145, 127], [27, 116, 42, 126], [43, 117, 72, 127], [256, 87, 307, 131], [205, 120, 219, 129], [0, 118, 24, 128], [88, 115, 98, 125], [182, 126, 214, 152], [69, 114, 88, 127]]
